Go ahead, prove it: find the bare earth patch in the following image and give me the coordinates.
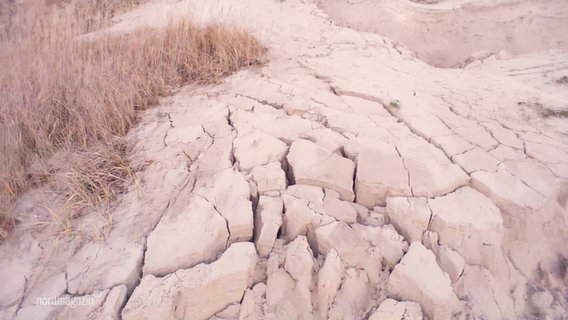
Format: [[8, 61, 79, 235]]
[[0, 0, 567, 319]]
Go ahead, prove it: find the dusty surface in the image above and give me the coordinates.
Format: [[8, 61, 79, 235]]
[[317, 0, 568, 68], [1, 0, 568, 319]]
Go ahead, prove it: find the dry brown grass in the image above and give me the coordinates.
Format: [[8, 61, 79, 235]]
[[0, 1, 264, 238]]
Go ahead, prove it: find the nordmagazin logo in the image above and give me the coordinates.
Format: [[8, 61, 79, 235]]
[[36, 295, 96, 308]]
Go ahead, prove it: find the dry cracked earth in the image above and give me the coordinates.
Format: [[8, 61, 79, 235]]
[[1, 0, 568, 319]]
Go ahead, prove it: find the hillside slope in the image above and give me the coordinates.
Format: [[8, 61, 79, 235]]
[[1, 0, 567, 319]]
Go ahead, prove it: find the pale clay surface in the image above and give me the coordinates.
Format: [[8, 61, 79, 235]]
[[1, 0, 568, 319]]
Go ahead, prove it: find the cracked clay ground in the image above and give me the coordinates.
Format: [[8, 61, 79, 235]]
[[1, 0, 568, 319]]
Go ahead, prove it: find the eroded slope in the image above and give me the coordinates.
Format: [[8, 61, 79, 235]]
[[1, 0, 567, 319]]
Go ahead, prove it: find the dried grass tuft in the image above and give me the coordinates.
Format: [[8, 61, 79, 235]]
[[0, 0, 264, 238]]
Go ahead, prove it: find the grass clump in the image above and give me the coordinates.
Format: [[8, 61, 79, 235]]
[[49, 139, 135, 213], [0, 1, 264, 238]]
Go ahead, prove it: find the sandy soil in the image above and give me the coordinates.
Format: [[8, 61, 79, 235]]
[[317, 0, 568, 67]]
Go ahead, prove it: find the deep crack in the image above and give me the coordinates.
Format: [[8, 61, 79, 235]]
[[394, 145, 414, 197]]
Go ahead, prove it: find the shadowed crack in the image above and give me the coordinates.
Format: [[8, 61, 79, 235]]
[[329, 87, 388, 107], [9, 237, 47, 313], [11, 271, 32, 314], [496, 163, 547, 198], [201, 125, 214, 140], [438, 97, 503, 150], [394, 146, 414, 197], [226, 107, 237, 167], [140, 169, 196, 280], [425, 200, 435, 231], [282, 154, 296, 186], [65, 243, 104, 296], [448, 145, 476, 162], [236, 74, 353, 142], [104, 287, 129, 319], [200, 195, 231, 249], [237, 94, 284, 111], [162, 113, 175, 147]]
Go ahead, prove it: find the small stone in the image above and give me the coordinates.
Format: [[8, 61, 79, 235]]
[[422, 230, 439, 253], [234, 131, 288, 171], [323, 189, 358, 223], [284, 236, 315, 286], [287, 139, 355, 201], [315, 221, 382, 283], [386, 196, 431, 243], [317, 248, 344, 319], [250, 162, 287, 195], [388, 242, 460, 320], [366, 207, 388, 227], [352, 202, 370, 223], [254, 196, 283, 257], [351, 224, 408, 269], [281, 193, 322, 241]]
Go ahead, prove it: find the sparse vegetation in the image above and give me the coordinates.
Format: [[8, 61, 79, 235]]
[[538, 108, 568, 119], [0, 0, 265, 238], [517, 101, 568, 119], [388, 100, 401, 109], [556, 75, 568, 84]]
